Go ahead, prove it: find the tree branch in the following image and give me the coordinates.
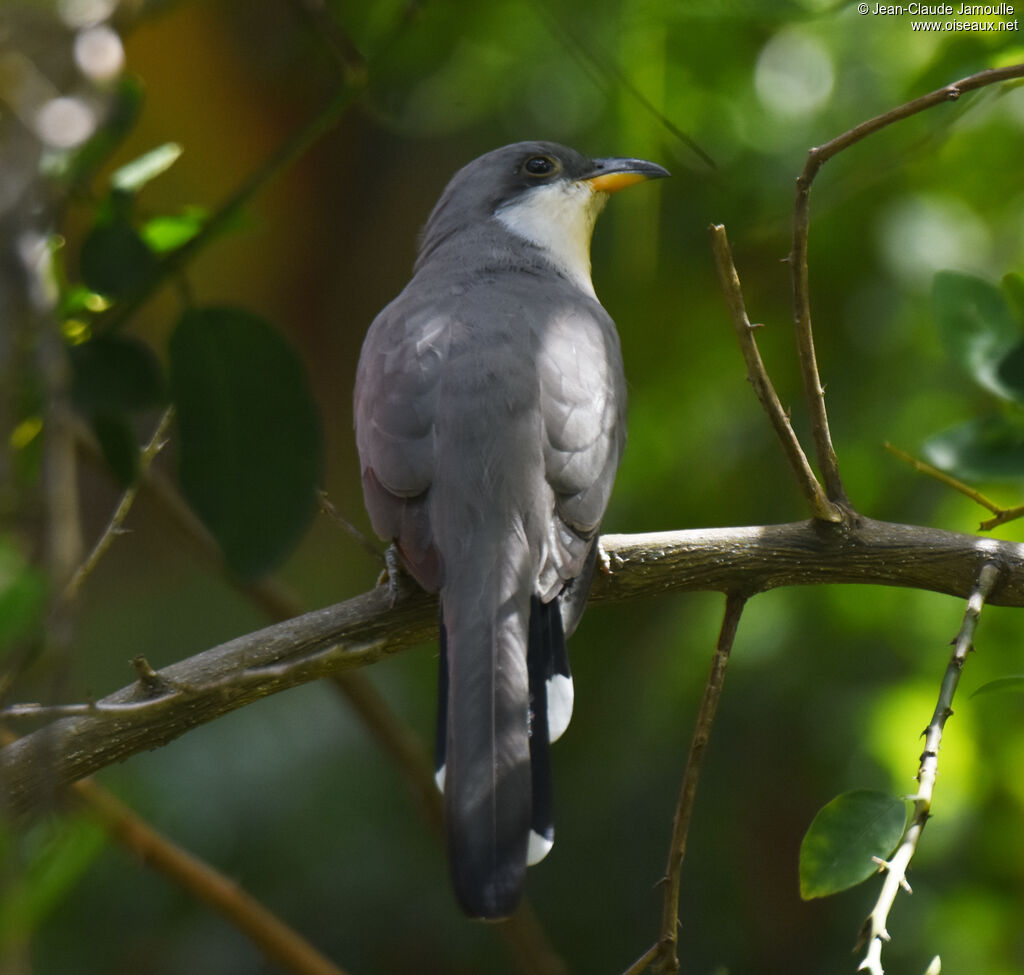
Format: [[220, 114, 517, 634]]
[[64, 407, 173, 600], [652, 593, 746, 975], [73, 776, 350, 975], [4, 516, 1024, 818], [709, 223, 841, 522], [788, 62, 1024, 506], [857, 561, 1000, 974]]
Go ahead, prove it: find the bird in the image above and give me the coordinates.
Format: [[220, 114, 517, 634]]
[[354, 141, 668, 919]]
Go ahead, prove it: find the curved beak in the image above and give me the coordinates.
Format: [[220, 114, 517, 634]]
[[582, 156, 671, 194]]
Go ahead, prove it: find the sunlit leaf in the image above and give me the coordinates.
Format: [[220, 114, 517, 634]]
[[922, 414, 1024, 481], [141, 206, 207, 253], [971, 676, 1024, 698], [58, 285, 110, 320], [799, 790, 906, 899], [932, 271, 1023, 401], [110, 142, 183, 193], [169, 306, 322, 579]]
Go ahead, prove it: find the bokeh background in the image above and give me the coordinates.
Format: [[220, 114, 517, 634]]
[[5, 0, 1024, 972]]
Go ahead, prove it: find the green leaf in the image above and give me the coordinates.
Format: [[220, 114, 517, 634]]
[[971, 676, 1024, 698], [932, 271, 1023, 401], [169, 306, 323, 579], [1003, 272, 1024, 325], [141, 206, 207, 253], [0, 538, 46, 657], [922, 414, 1024, 481], [110, 142, 183, 193], [79, 216, 158, 298], [799, 790, 906, 899], [69, 335, 166, 415], [58, 285, 110, 319]]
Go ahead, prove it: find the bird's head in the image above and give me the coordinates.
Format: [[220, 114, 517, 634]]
[[417, 141, 669, 293]]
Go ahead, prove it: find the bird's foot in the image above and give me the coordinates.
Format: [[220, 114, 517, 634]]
[[380, 544, 412, 608]]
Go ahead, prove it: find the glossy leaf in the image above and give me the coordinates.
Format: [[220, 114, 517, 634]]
[[169, 306, 322, 579], [799, 790, 906, 900], [922, 414, 1024, 481], [932, 271, 1023, 401]]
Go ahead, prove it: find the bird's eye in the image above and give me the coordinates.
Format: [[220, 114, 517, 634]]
[[523, 155, 558, 177]]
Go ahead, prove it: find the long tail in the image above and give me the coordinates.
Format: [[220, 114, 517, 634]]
[[435, 592, 572, 919]]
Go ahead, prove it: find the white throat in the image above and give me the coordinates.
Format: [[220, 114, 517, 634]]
[[495, 181, 608, 298]]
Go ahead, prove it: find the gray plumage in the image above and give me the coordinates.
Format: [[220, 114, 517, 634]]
[[354, 141, 667, 918]]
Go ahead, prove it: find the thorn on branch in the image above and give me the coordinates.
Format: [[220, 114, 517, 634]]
[[131, 655, 189, 697]]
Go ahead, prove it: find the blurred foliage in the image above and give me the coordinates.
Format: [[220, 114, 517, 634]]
[[923, 270, 1024, 482], [3, 0, 1024, 973]]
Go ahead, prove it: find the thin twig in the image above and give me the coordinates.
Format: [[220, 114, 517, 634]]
[[648, 592, 747, 975], [857, 562, 1000, 975], [0, 723, 348, 975], [790, 62, 1024, 507], [709, 223, 842, 523], [64, 407, 174, 600], [885, 442, 1024, 531], [621, 944, 661, 975], [72, 777, 350, 975], [288, 0, 368, 85], [319, 490, 386, 566], [979, 506, 1024, 531]]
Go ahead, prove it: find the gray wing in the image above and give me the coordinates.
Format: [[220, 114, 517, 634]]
[[536, 301, 627, 608], [353, 296, 451, 591]]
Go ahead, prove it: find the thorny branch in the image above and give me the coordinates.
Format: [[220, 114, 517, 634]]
[[857, 562, 1000, 975], [652, 593, 746, 975], [788, 62, 1024, 507], [709, 224, 841, 522], [63, 407, 173, 601]]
